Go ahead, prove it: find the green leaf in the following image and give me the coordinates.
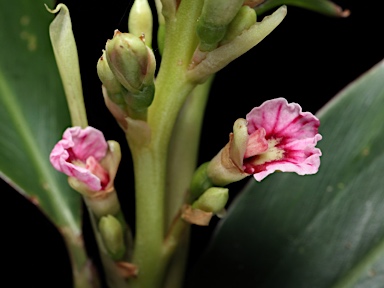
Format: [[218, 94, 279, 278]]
[[255, 0, 350, 17], [0, 0, 81, 233], [188, 60, 384, 287]]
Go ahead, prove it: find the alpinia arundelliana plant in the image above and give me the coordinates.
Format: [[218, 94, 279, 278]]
[[46, 1, 322, 286], [4, 0, 384, 288]]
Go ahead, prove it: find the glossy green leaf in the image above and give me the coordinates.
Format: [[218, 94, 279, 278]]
[[0, 0, 81, 233], [189, 60, 384, 287], [255, 0, 350, 17]]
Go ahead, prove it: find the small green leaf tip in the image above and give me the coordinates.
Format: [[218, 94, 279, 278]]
[[46, 3, 88, 127], [220, 6, 257, 46], [129, 0, 153, 47], [188, 5, 287, 83], [99, 215, 126, 260], [255, 0, 350, 18], [192, 187, 229, 214]]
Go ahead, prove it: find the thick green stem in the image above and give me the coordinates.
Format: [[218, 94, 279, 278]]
[[127, 1, 205, 287], [165, 77, 214, 228], [162, 78, 214, 288]]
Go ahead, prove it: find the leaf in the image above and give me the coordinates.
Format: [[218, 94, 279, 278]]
[[188, 60, 384, 287], [255, 0, 350, 18], [0, 0, 81, 233]]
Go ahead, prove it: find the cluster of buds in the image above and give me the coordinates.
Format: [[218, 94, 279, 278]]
[[97, 30, 156, 129]]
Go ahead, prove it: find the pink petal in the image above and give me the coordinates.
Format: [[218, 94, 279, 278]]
[[244, 128, 268, 158], [62, 127, 108, 161], [50, 141, 102, 190], [244, 98, 322, 181], [254, 133, 322, 181], [49, 126, 108, 191], [246, 98, 320, 141]]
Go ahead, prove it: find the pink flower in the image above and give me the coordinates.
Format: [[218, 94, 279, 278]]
[[207, 98, 322, 185], [244, 98, 322, 181], [50, 127, 110, 191]]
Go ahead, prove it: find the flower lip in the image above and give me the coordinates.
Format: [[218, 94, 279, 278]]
[[50, 126, 109, 191], [244, 98, 322, 181]]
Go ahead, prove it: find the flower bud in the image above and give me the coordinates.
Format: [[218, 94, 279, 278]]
[[128, 0, 153, 47], [105, 31, 156, 94], [97, 50, 122, 95], [99, 215, 126, 260], [189, 162, 213, 202], [192, 187, 229, 214], [196, 0, 244, 51], [220, 6, 257, 46], [97, 50, 126, 106]]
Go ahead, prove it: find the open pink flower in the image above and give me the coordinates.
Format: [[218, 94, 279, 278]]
[[244, 98, 322, 181], [207, 98, 322, 185], [50, 127, 109, 191]]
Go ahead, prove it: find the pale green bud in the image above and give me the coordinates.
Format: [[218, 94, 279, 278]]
[[190, 162, 213, 202], [128, 0, 153, 47], [99, 215, 126, 260], [97, 50, 122, 95], [197, 0, 244, 51], [97, 50, 126, 106], [105, 31, 156, 94], [220, 6, 257, 46], [192, 187, 229, 214]]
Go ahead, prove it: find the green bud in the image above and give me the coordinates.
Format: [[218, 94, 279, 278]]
[[97, 50, 122, 95], [190, 162, 213, 202], [201, 0, 244, 27], [97, 50, 126, 106], [128, 0, 153, 47], [220, 6, 257, 46], [124, 83, 155, 112], [99, 215, 126, 260], [192, 187, 229, 214], [197, 0, 244, 51], [105, 31, 156, 94]]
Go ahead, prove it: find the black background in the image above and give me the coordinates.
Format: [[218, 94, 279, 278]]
[[2, 0, 383, 287]]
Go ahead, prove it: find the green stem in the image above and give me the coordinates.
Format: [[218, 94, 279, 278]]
[[127, 1, 205, 287], [162, 78, 214, 287], [165, 76, 214, 228], [61, 228, 100, 288]]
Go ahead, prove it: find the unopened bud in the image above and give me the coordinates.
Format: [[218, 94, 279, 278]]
[[189, 162, 213, 202], [197, 0, 244, 51], [97, 50, 123, 95], [192, 187, 229, 214], [220, 6, 257, 46], [105, 31, 156, 94], [128, 0, 153, 47], [99, 215, 126, 260]]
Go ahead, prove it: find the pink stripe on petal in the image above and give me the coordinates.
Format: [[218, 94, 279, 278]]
[[243, 98, 322, 181], [246, 98, 320, 140]]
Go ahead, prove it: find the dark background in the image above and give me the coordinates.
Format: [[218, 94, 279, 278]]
[[2, 0, 383, 287]]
